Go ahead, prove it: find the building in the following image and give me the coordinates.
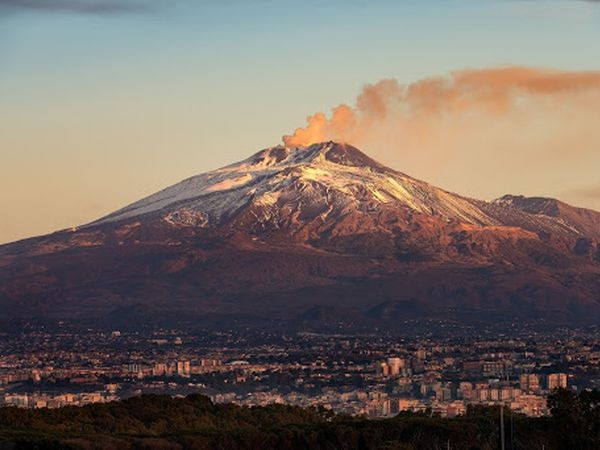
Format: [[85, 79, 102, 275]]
[[176, 360, 191, 377], [547, 373, 567, 390], [153, 363, 168, 377], [520, 374, 540, 393], [376, 361, 390, 376], [386, 357, 405, 375]]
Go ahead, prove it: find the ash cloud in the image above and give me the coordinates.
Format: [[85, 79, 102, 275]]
[[283, 67, 600, 148]]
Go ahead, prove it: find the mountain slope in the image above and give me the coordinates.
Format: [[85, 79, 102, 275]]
[[492, 194, 600, 239], [0, 142, 599, 329]]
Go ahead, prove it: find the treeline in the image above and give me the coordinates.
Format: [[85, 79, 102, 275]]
[[0, 389, 598, 450]]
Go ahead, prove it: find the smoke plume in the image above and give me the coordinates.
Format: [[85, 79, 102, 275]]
[[283, 67, 600, 148]]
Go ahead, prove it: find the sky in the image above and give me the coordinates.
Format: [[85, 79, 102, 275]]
[[1, 0, 600, 244]]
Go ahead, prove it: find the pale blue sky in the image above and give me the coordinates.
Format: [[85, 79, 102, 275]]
[[1, 0, 600, 243]]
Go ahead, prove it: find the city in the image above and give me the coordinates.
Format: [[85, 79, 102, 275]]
[[2, 323, 598, 418]]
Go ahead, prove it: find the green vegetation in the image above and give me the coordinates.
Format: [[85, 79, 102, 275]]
[[0, 389, 598, 449]]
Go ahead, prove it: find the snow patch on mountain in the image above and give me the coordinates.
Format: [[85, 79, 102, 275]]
[[206, 174, 253, 192]]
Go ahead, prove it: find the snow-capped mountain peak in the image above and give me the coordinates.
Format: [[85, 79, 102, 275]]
[[91, 142, 495, 228]]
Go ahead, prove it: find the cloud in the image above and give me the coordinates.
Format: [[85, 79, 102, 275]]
[[283, 66, 600, 148], [0, 0, 152, 14]]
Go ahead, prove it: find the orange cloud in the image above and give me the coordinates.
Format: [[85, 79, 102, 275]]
[[282, 66, 600, 149]]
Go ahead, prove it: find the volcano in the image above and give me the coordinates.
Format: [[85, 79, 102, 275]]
[[1, 142, 599, 329]]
